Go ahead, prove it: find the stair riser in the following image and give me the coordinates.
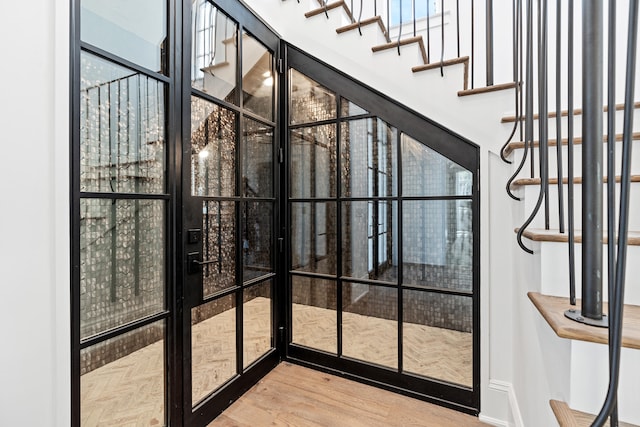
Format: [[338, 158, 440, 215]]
[[518, 181, 640, 231]]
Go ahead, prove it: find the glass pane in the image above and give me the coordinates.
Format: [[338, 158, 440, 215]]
[[80, 52, 166, 194], [243, 281, 273, 368], [202, 201, 236, 297], [401, 133, 472, 197], [291, 202, 337, 275], [242, 118, 273, 198], [341, 119, 397, 198], [81, 321, 165, 426], [289, 68, 336, 124], [80, 199, 165, 340], [243, 201, 273, 282], [192, 295, 237, 404], [342, 201, 398, 282], [340, 97, 369, 117], [290, 125, 337, 198], [343, 283, 397, 369], [402, 200, 473, 291], [242, 32, 274, 120], [81, 0, 167, 73], [191, 1, 238, 104], [191, 97, 237, 197], [403, 291, 473, 387], [291, 276, 337, 353]]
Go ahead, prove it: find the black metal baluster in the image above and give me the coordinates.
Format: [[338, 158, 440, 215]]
[[539, 0, 549, 231], [387, 0, 390, 38], [413, 0, 416, 37], [358, 0, 364, 35], [567, 0, 576, 305], [456, 0, 460, 57], [555, 0, 565, 235], [471, 0, 475, 88], [440, 0, 444, 76], [486, 0, 494, 86], [398, 0, 403, 55], [427, 0, 432, 63], [500, 0, 521, 165]]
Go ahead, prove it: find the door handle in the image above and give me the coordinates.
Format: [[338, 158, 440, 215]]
[[187, 252, 218, 274]]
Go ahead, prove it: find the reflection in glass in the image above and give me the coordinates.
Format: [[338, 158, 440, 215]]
[[403, 291, 473, 387], [81, 321, 165, 426], [291, 276, 337, 353], [289, 69, 336, 124], [81, 0, 167, 73], [243, 201, 273, 282], [291, 202, 337, 275], [402, 200, 472, 291], [192, 295, 237, 404], [243, 281, 273, 368], [80, 52, 166, 194], [242, 32, 274, 120], [242, 119, 273, 198], [401, 133, 472, 197], [191, 97, 236, 197], [341, 119, 397, 198], [342, 201, 398, 282], [80, 199, 165, 340], [340, 97, 369, 117], [202, 201, 236, 297], [191, 0, 238, 103], [290, 125, 337, 199], [342, 283, 397, 369]]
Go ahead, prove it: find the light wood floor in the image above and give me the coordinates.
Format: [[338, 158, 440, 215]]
[[209, 363, 486, 427]]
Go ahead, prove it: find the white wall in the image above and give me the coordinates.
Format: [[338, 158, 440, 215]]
[[0, 1, 70, 426]]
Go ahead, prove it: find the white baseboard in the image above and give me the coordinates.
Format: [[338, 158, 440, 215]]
[[484, 380, 525, 427], [479, 414, 510, 427]]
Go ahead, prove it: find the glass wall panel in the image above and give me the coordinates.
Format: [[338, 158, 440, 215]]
[[191, 97, 237, 197], [81, 0, 167, 73], [289, 69, 336, 124], [401, 134, 472, 197], [191, 1, 238, 104], [342, 283, 397, 369], [242, 119, 273, 198], [290, 125, 337, 198], [342, 201, 398, 282], [242, 201, 273, 282], [202, 201, 236, 297], [402, 200, 472, 291], [242, 32, 274, 120], [81, 321, 166, 426], [341, 119, 397, 198], [192, 294, 237, 404], [291, 276, 337, 353], [402, 290, 473, 387], [80, 52, 166, 194], [291, 202, 337, 275], [80, 199, 165, 340], [340, 97, 369, 117], [243, 280, 273, 368]]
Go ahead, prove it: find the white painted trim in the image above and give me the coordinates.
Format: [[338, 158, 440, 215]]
[[479, 414, 509, 427], [487, 380, 525, 427]]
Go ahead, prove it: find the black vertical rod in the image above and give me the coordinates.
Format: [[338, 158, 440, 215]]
[[555, 0, 565, 234], [486, 0, 494, 86], [471, 1, 475, 89], [456, 0, 460, 57], [539, 1, 549, 230], [567, 0, 576, 305], [440, 0, 444, 76], [398, 0, 403, 55], [525, 0, 533, 179], [413, 0, 416, 37], [427, 0, 432, 63], [581, 0, 604, 320], [593, 2, 639, 423], [387, 0, 390, 40]]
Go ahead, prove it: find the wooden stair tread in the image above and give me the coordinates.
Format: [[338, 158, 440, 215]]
[[529, 293, 640, 350], [201, 61, 230, 72], [503, 132, 640, 156], [511, 174, 640, 187], [305, 1, 354, 21], [516, 228, 640, 245], [502, 101, 640, 123], [457, 81, 517, 97], [412, 57, 470, 90], [550, 399, 639, 427], [371, 36, 428, 64], [336, 16, 390, 42]]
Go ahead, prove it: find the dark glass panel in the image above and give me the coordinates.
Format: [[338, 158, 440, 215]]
[[402, 200, 473, 291], [191, 1, 238, 104], [289, 69, 336, 124], [202, 201, 236, 297], [81, 0, 167, 73], [402, 290, 473, 387], [342, 283, 397, 369], [401, 133, 472, 197], [242, 201, 273, 282], [80, 52, 166, 194], [242, 32, 274, 120], [243, 280, 273, 368], [242, 119, 273, 198], [80, 199, 165, 340], [191, 96, 237, 197], [290, 125, 337, 199], [291, 202, 337, 276], [291, 276, 337, 354]]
